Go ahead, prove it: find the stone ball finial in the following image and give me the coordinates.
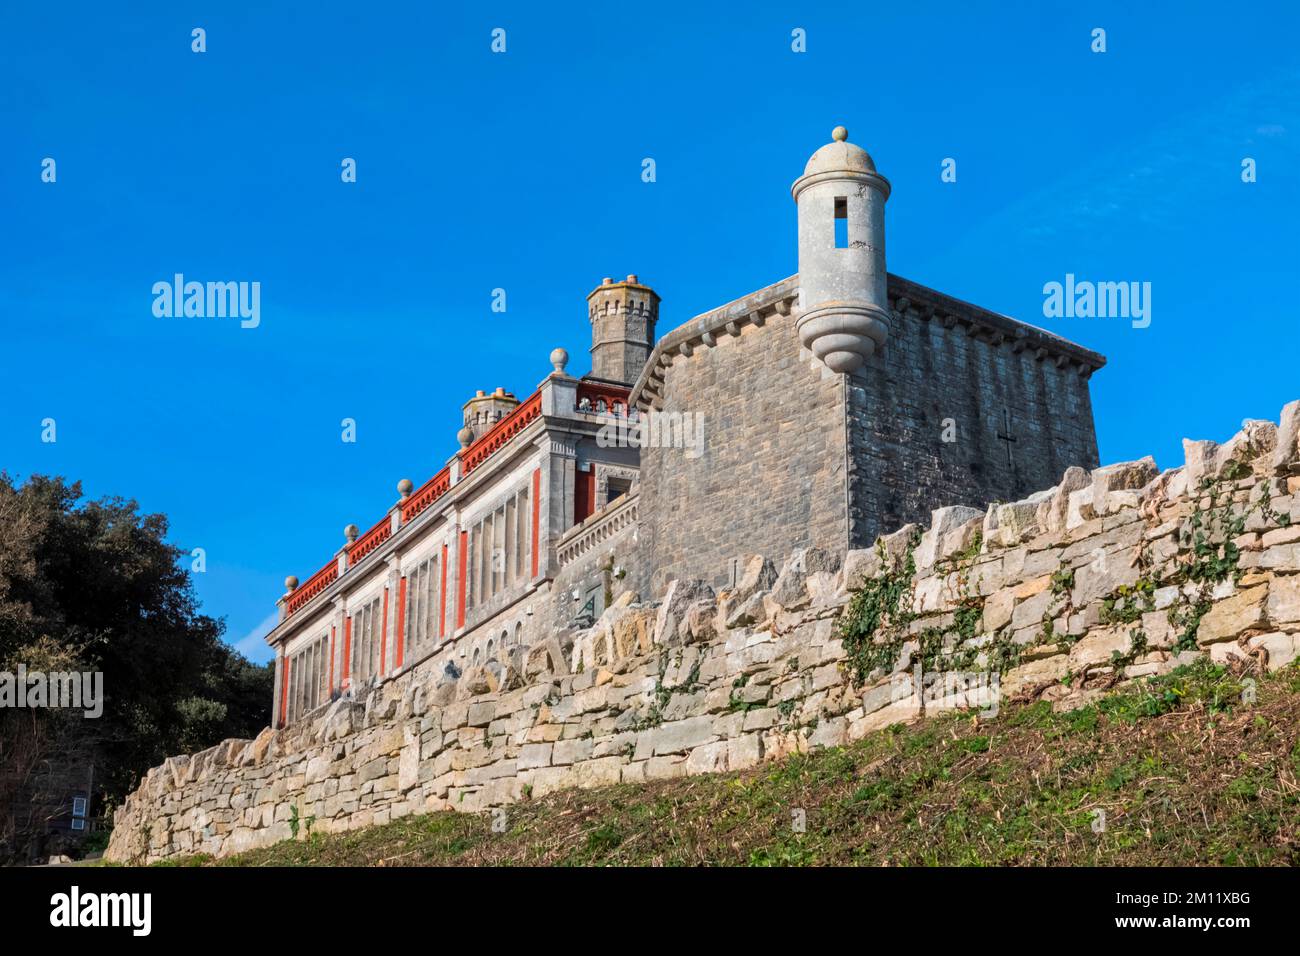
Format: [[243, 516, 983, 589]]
[[344, 523, 359, 543], [550, 347, 569, 373], [832, 125, 848, 142], [457, 425, 475, 448], [397, 478, 414, 499], [284, 575, 299, 592]]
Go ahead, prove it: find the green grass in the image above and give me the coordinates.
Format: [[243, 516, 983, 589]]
[[157, 659, 1300, 867]]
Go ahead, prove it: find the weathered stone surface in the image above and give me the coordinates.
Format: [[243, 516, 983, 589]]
[[319, 699, 362, 743], [649, 716, 717, 756], [1091, 456, 1157, 506], [1216, 419, 1277, 478], [524, 635, 571, 679], [842, 548, 882, 590], [1183, 439, 1220, 488], [1267, 574, 1300, 625], [105, 401, 1300, 864], [1040, 466, 1090, 534], [997, 492, 1052, 546], [653, 579, 715, 645], [1274, 400, 1300, 475], [1198, 586, 1268, 645], [1002, 654, 1070, 698], [916, 506, 984, 569], [768, 547, 842, 610], [732, 555, 777, 603]]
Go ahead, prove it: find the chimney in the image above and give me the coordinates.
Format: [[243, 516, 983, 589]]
[[462, 386, 520, 441]]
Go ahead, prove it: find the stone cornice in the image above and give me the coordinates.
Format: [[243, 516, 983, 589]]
[[630, 273, 1107, 410]]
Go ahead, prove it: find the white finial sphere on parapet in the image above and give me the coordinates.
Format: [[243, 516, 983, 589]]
[[344, 523, 359, 543], [397, 478, 414, 499], [284, 575, 299, 591], [831, 125, 848, 142], [457, 425, 475, 448], [550, 347, 569, 373]]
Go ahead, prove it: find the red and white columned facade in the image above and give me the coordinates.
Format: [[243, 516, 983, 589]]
[[269, 277, 654, 726]]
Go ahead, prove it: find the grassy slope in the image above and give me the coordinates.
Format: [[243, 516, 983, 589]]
[[162, 661, 1300, 867]]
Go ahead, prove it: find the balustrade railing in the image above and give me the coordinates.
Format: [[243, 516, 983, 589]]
[[575, 381, 632, 417], [401, 466, 451, 522], [286, 560, 339, 615], [557, 492, 638, 567], [461, 391, 543, 477]]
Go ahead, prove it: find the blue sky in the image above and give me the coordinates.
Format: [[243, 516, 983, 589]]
[[3, 2, 1297, 663]]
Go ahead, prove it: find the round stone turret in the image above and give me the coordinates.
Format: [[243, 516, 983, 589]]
[[791, 126, 892, 374]]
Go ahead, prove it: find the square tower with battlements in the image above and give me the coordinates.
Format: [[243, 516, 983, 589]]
[[630, 127, 1105, 594]]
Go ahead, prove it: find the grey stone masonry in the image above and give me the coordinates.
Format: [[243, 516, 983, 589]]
[[105, 400, 1300, 864], [631, 272, 1104, 595], [847, 275, 1102, 550], [634, 277, 847, 594], [588, 276, 658, 386]]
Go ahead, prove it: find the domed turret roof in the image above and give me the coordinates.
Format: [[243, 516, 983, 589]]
[[802, 126, 877, 176]]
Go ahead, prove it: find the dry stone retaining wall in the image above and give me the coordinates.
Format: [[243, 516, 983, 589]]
[[106, 400, 1300, 863]]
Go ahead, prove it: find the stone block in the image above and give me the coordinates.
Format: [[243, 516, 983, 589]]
[[517, 743, 553, 770], [649, 715, 717, 755], [1268, 574, 1300, 625], [1274, 400, 1300, 475], [1198, 586, 1268, 644]]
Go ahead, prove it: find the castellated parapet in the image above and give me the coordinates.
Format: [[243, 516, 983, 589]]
[[587, 275, 659, 385], [106, 400, 1300, 863]]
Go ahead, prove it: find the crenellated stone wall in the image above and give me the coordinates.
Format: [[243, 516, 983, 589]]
[[106, 400, 1300, 864]]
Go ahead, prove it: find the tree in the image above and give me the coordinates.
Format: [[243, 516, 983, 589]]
[[0, 473, 272, 861]]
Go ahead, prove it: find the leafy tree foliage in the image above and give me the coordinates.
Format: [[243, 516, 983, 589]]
[[0, 473, 272, 858]]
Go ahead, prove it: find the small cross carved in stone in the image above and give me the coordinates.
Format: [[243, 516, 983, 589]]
[[996, 408, 1017, 466]]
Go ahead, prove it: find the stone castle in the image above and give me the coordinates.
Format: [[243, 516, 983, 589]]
[[115, 128, 1300, 866], [107, 397, 1300, 862], [262, 128, 1106, 730]]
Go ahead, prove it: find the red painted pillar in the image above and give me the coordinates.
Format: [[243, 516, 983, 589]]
[[574, 469, 596, 524]]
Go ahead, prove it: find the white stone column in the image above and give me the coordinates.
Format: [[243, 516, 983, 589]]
[[330, 596, 346, 694], [384, 555, 401, 675], [536, 434, 577, 580], [271, 648, 284, 728]]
